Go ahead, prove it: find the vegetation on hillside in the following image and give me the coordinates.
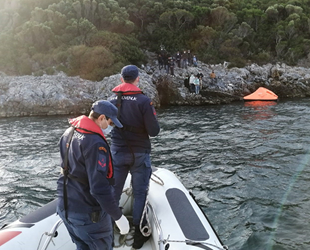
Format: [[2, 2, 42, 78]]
[[1, 0, 310, 80]]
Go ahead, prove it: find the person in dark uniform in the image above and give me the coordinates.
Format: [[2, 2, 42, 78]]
[[175, 51, 181, 68], [157, 53, 163, 69], [168, 56, 175, 76], [109, 65, 160, 249], [184, 74, 190, 90], [181, 50, 187, 69], [57, 100, 129, 250]]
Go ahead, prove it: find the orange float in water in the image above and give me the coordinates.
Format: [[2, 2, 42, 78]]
[[243, 87, 278, 101]]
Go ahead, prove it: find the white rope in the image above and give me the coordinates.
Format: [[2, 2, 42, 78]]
[[150, 172, 164, 186], [113, 219, 135, 248], [161, 235, 228, 250], [138, 171, 165, 237], [119, 172, 164, 239], [139, 199, 152, 237], [120, 185, 133, 209], [37, 233, 45, 250], [116, 172, 228, 250]]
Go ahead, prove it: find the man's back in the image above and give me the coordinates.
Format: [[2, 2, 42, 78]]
[[110, 82, 160, 153], [110, 65, 160, 249]]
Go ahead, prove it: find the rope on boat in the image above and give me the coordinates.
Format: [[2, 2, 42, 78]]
[[116, 171, 229, 248], [115, 171, 164, 246], [150, 172, 164, 186], [113, 217, 135, 248], [139, 200, 152, 237], [37, 234, 45, 250], [162, 235, 229, 250], [37, 231, 57, 250], [139, 172, 164, 237], [120, 184, 133, 209]]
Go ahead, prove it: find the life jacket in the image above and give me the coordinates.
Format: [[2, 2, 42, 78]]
[[112, 83, 146, 134], [66, 115, 114, 179], [62, 115, 114, 219], [111, 83, 146, 167], [112, 83, 143, 118]]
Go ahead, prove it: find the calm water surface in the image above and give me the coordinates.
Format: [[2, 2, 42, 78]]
[[1, 99, 310, 250]]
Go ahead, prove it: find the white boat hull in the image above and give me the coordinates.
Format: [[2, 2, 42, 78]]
[[0, 168, 226, 250]]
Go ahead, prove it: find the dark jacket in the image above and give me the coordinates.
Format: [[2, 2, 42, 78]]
[[197, 72, 204, 79], [57, 115, 122, 220], [109, 83, 160, 153]]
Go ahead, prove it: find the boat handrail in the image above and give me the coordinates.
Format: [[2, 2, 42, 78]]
[[147, 203, 165, 250], [37, 218, 63, 250]]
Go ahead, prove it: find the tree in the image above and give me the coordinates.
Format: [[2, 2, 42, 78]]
[[235, 22, 254, 39], [285, 4, 303, 16], [286, 20, 296, 40], [96, 1, 134, 34], [77, 17, 97, 44], [191, 6, 211, 26], [15, 21, 56, 52], [276, 41, 287, 58], [159, 11, 174, 31], [210, 6, 237, 33], [68, 45, 115, 80], [242, 8, 264, 32], [174, 9, 194, 31], [265, 6, 279, 22], [159, 9, 193, 31]]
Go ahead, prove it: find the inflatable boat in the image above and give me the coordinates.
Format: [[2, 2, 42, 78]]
[[243, 87, 278, 101], [0, 167, 227, 250]]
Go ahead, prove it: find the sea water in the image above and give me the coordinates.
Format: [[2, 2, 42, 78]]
[[0, 99, 310, 250]]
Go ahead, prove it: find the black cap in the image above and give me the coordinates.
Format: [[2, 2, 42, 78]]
[[91, 100, 123, 128], [121, 65, 139, 81]]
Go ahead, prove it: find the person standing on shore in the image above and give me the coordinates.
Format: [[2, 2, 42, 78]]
[[197, 70, 204, 90], [175, 51, 181, 68], [187, 50, 192, 66], [189, 72, 195, 94], [194, 75, 200, 94], [109, 65, 160, 249], [56, 100, 130, 250], [210, 70, 216, 85], [181, 50, 187, 69]]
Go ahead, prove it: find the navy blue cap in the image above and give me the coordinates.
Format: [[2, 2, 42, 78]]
[[91, 100, 123, 128], [121, 65, 139, 81]]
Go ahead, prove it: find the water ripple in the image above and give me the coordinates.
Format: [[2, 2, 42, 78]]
[[1, 101, 310, 250]]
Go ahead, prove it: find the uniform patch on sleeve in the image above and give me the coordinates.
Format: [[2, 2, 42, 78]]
[[99, 146, 107, 152], [97, 153, 107, 172], [152, 106, 157, 116]]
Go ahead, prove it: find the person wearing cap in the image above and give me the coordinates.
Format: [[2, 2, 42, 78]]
[[109, 65, 160, 249], [56, 100, 129, 250]]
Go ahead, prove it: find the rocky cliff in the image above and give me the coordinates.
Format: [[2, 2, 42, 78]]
[[1, 61, 310, 117]]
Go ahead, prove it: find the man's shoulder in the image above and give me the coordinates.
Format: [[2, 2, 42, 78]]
[[82, 132, 107, 144], [136, 94, 153, 106]]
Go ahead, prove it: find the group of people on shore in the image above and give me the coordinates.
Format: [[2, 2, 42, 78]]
[[157, 48, 217, 95], [57, 65, 160, 250], [158, 48, 198, 76], [184, 70, 217, 95]]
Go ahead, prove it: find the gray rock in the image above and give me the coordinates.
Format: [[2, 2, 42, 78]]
[[1, 60, 310, 117]]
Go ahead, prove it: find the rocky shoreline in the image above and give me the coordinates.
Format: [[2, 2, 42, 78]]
[[1, 62, 310, 117]]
